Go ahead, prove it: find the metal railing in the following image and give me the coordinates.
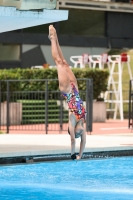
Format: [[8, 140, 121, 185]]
[[106, 89, 130, 119], [128, 80, 133, 129], [105, 81, 130, 119], [0, 79, 93, 134]]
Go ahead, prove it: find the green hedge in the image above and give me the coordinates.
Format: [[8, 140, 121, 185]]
[[0, 68, 109, 100]]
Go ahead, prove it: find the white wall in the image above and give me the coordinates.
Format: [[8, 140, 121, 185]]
[[0, 44, 109, 65], [23, 44, 109, 66]]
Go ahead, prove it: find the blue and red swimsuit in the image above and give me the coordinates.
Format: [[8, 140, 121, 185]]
[[62, 82, 86, 121]]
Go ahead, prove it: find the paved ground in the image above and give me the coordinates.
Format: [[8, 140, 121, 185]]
[[0, 133, 133, 158], [0, 120, 133, 159]]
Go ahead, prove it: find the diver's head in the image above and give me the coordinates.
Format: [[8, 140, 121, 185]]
[[75, 128, 83, 138], [68, 114, 84, 138], [75, 119, 84, 138]]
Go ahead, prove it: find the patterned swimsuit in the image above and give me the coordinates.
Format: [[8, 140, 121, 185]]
[[62, 82, 86, 121]]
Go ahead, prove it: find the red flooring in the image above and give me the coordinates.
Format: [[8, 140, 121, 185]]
[[1, 119, 132, 135], [91, 119, 132, 135]]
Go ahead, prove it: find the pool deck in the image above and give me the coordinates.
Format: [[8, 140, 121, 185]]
[[0, 120, 133, 164]]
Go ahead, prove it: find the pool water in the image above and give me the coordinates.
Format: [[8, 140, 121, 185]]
[[0, 157, 133, 200]]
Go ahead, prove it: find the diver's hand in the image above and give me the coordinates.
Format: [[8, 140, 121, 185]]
[[76, 155, 81, 160]]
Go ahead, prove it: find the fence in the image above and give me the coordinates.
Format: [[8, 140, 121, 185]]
[[0, 79, 93, 134], [128, 80, 133, 129]]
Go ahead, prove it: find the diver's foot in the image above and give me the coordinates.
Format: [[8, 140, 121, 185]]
[[48, 25, 56, 40]]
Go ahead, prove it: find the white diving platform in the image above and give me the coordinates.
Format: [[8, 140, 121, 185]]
[[0, 0, 68, 33]]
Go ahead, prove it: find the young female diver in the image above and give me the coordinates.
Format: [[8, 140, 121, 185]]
[[49, 25, 86, 160]]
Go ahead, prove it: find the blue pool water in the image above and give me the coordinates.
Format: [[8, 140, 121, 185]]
[[0, 157, 133, 200]]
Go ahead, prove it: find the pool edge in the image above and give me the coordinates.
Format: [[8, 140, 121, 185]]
[[0, 149, 133, 165]]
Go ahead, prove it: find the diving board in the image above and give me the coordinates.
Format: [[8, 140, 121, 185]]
[[0, 0, 68, 33], [0, 0, 57, 10]]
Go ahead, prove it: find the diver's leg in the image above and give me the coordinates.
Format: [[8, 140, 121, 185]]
[[49, 25, 71, 93], [54, 27, 78, 90]]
